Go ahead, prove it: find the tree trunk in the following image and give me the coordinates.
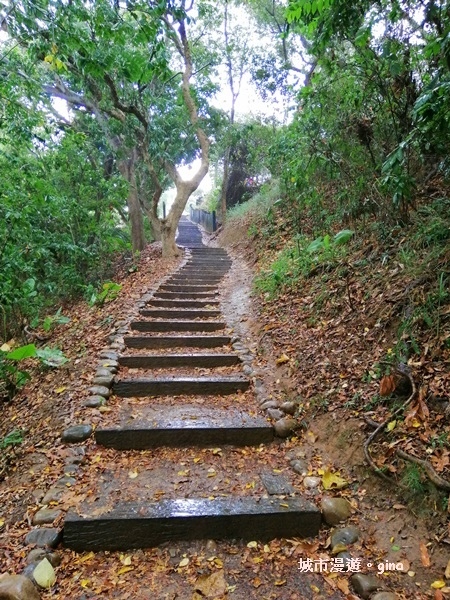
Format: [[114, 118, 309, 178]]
[[160, 220, 179, 257], [118, 150, 146, 253]]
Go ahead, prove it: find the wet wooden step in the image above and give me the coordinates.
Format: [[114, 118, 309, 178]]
[[124, 336, 231, 349], [154, 292, 217, 299], [63, 497, 321, 551], [130, 320, 225, 332], [159, 284, 218, 293], [95, 406, 272, 449], [113, 375, 250, 396], [140, 309, 221, 319], [146, 299, 220, 308], [119, 353, 240, 368]]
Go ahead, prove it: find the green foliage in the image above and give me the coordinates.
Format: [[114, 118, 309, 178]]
[[0, 429, 24, 450], [0, 342, 68, 401], [254, 229, 353, 298], [42, 308, 70, 333], [88, 282, 122, 307]]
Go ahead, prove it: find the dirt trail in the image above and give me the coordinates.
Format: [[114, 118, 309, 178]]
[[0, 227, 446, 599]]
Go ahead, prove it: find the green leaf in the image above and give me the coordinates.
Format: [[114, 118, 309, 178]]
[[334, 229, 354, 245], [5, 344, 37, 361], [36, 346, 68, 367], [306, 237, 324, 254]]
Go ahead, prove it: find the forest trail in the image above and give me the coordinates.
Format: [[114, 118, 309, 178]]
[[0, 220, 441, 600]]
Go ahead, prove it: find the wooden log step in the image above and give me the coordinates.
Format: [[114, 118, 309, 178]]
[[124, 335, 231, 349], [113, 375, 250, 396], [154, 292, 217, 299], [63, 497, 321, 551], [146, 300, 220, 308], [159, 284, 218, 293], [169, 275, 223, 281], [95, 406, 271, 449], [130, 320, 225, 333], [140, 309, 221, 319], [119, 353, 240, 368]]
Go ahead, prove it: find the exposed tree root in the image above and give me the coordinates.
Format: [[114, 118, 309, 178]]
[[396, 449, 450, 492], [363, 366, 416, 488]]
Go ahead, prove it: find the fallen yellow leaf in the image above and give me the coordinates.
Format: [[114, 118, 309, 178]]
[[247, 541, 258, 548], [276, 353, 290, 365], [78, 552, 95, 563], [179, 557, 189, 567], [117, 566, 134, 575], [128, 470, 138, 479], [320, 466, 347, 490], [431, 580, 446, 589], [386, 420, 397, 432]]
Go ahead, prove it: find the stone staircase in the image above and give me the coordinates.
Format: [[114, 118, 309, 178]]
[[63, 219, 320, 551]]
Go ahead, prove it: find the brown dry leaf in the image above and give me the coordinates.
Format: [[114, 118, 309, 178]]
[[420, 541, 431, 567], [194, 570, 227, 598], [444, 558, 450, 580], [380, 375, 396, 396], [336, 578, 350, 594], [252, 577, 262, 588]]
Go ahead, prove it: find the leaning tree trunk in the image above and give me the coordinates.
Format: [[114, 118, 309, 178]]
[[118, 150, 146, 253]]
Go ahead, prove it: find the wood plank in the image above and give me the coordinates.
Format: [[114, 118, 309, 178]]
[[146, 300, 219, 308], [63, 497, 321, 551], [159, 285, 218, 293], [130, 320, 225, 332], [140, 309, 221, 319], [113, 376, 250, 396], [95, 414, 272, 449], [118, 353, 240, 368], [153, 292, 217, 299], [124, 335, 231, 349]]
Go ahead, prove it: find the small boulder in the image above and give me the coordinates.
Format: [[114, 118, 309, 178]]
[[267, 408, 284, 420], [88, 385, 111, 398], [0, 574, 40, 600], [291, 459, 308, 476], [92, 375, 114, 387], [32, 509, 62, 526], [351, 573, 382, 599], [99, 351, 118, 360], [61, 424, 93, 444], [84, 395, 105, 408], [280, 401, 297, 415], [26, 549, 60, 567], [371, 593, 398, 600], [25, 528, 62, 549], [303, 476, 321, 489], [259, 400, 279, 410], [321, 496, 352, 526], [331, 525, 360, 549], [41, 488, 63, 505], [274, 417, 297, 438]]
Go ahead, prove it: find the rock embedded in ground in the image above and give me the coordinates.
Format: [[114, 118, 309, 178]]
[[41, 487, 63, 505], [84, 395, 105, 408], [61, 424, 93, 444], [371, 593, 398, 600], [286, 448, 306, 461], [88, 385, 111, 398], [25, 528, 62, 549], [92, 375, 114, 387], [259, 400, 279, 410], [0, 574, 40, 600], [99, 359, 118, 369], [280, 401, 297, 415], [99, 351, 118, 360], [32, 509, 62, 526], [351, 574, 382, 599], [26, 549, 60, 567], [303, 476, 321, 489], [321, 496, 352, 526], [242, 365, 254, 376], [290, 459, 308, 476], [331, 525, 360, 549], [56, 475, 76, 487], [336, 551, 352, 569], [267, 408, 284, 420], [274, 417, 297, 438], [96, 367, 116, 378]]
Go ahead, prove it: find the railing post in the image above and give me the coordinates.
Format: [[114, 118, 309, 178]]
[[212, 210, 217, 232], [162, 202, 166, 219]]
